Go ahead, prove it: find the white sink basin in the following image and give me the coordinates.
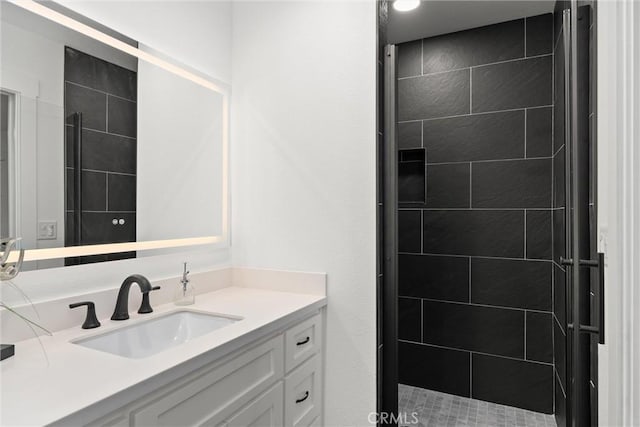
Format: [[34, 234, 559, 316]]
[[73, 310, 240, 359]]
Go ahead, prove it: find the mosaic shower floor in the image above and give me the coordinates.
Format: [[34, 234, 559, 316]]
[[398, 384, 557, 427]]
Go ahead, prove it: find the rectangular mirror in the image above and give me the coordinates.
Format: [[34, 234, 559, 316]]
[[0, 1, 229, 270]]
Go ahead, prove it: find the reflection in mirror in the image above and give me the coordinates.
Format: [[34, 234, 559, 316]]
[[0, 1, 226, 270]]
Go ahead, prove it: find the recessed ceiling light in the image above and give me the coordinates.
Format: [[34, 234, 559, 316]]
[[393, 0, 420, 12]]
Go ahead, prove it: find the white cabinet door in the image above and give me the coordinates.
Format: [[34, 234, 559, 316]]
[[225, 382, 284, 427], [131, 335, 283, 427], [285, 314, 322, 373], [284, 354, 322, 427]]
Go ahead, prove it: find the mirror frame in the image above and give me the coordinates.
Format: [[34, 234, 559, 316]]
[[5, 0, 230, 263]]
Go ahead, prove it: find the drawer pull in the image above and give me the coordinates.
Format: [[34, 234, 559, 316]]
[[296, 391, 310, 404], [296, 336, 310, 346]]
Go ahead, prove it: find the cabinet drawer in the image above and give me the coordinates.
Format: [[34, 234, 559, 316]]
[[284, 354, 322, 427], [225, 382, 284, 427], [285, 314, 321, 372], [131, 335, 284, 426]]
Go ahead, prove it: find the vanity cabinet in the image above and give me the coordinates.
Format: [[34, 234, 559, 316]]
[[82, 313, 323, 427]]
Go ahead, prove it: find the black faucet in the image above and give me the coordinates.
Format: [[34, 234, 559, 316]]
[[111, 274, 160, 321]]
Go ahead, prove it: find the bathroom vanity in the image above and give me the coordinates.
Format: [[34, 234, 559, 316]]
[[0, 269, 327, 427]]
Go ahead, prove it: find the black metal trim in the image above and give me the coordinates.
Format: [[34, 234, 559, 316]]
[[381, 43, 399, 426]]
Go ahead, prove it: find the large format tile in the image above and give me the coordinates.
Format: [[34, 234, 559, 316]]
[[65, 47, 137, 101], [80, 129, 137, 174], [472, 56, 552, 113], [422, 19, 524, 74], [526, 311, 553, 363], [398, 121, 422, 149], [65, 83, 106, 131], [472, 354, 553, 413], [399, 254, 469, 302], [526, 14, 553, 57], [423, 210, 524, 257], [554, 264, 567, 326], [399, 297, 421, 342], [80, 212, 136, 245], [472, 158, 552, 208], [108, 173, 136, 211], [426, 163, 470, 208], [398, 40, 422, 78], [398, 69, 470, 121], [526, 210, 552, 260], [423, 110, 525, 163], [399, 341, 471, 397], [526, 107, 553, 158], [422, 300, 525, 358], [107, 96, 137, 138], [399, 210, 421, 253], [471, 258, 551, 311], [81, 170, 107, 212]]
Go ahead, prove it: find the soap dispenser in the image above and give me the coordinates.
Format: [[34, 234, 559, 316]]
[[174, 262, 195, 306]]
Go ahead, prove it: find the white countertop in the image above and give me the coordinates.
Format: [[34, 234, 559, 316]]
[[0, 286, 326, 426]]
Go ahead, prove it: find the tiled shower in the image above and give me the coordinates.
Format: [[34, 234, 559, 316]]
[[396, 13, 558, 416]]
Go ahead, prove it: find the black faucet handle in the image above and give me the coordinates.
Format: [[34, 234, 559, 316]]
[[69, 301, 101, 329], [138, 286, 161, 314]]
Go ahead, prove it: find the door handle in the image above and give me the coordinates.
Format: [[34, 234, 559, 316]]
[[577, 252, 605, 344]]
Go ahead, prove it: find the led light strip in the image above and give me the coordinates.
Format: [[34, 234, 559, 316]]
[[9, 0, 225, 94], [6, 0, 231, 262]]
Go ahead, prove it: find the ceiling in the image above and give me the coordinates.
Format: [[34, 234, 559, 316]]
[[387, 0, 556, 44]]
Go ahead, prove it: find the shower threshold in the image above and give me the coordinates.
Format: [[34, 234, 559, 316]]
[[398, 384, 557, 427]]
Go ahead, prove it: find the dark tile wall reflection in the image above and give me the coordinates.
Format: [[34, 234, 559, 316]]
[[64, 47, 137, 264], [397, 14, 554, 414]]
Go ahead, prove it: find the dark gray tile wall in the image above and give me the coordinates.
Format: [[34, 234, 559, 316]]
[[64, 47, 137, 263], [397, 15, 554, 414]]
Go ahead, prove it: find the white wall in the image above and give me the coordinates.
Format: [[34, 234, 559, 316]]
[[0, 19, 65, 269], [231, 2, 377, 425]]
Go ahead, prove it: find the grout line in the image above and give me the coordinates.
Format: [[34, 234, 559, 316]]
[[412, 296, 553, 314], [398, 339, 554, 367], [397, 105, 553, 124], [82, 126, 137, 141], [65, 80, 137, 103], [66, 167, 136, 177], [397, 251, 555, 263], [425, 156, 553, 166], [397, 53, 553, 81], [398, 207, 552, 211]]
